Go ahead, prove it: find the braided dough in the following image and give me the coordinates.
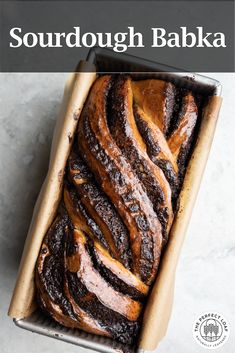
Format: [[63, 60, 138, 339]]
[[35, 75, 198, 346]]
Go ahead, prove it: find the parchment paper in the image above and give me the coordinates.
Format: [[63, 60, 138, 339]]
[[138, 96, 222, 351], [8, 61, 96, 318], [8, 67, 222, 352]]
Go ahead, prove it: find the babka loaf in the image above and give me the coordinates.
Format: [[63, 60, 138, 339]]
[[35, 75, 199, 346]]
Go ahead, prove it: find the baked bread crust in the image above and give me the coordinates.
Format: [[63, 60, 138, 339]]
[[35, 75, 199, 346]]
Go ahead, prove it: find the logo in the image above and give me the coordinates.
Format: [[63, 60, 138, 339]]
[[193, 312, 230, 349]]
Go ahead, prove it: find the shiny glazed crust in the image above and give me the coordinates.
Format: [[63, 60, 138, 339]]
[[35, 75, 199, 346]]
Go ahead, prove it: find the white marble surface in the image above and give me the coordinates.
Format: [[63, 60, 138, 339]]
[[0, 73, 234, 353]]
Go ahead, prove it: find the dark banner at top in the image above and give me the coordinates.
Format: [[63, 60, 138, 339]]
[[0, 1, 234, 72]]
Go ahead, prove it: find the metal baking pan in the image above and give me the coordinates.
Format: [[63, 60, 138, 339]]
[[13, 47, 222, 353]]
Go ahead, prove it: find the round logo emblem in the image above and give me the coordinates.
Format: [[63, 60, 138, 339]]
[[193, 312, 230, 349]]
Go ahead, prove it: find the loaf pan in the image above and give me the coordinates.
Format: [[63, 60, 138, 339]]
[[9, 48, 222, 353]]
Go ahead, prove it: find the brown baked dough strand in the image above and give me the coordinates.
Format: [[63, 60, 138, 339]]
[[68, 152, 132, 269], [62, 277, 111, 337], [64, 185, 111, 252], [109, 76, 173, 241], [93, 241, 149, 297], [35, 213, 110, 336], [65, 229, 142, 321], [133, 104, 179, 199], [168, 92, 198, 168], [64, 185, 149, 298], [37, 273, 110, 336], [131, 79, 176, 135], [77, 75, 162, 285]]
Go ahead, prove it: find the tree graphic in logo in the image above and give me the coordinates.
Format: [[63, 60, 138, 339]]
[[193, 312, 230, 349], [200, 319, 222, 342]]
